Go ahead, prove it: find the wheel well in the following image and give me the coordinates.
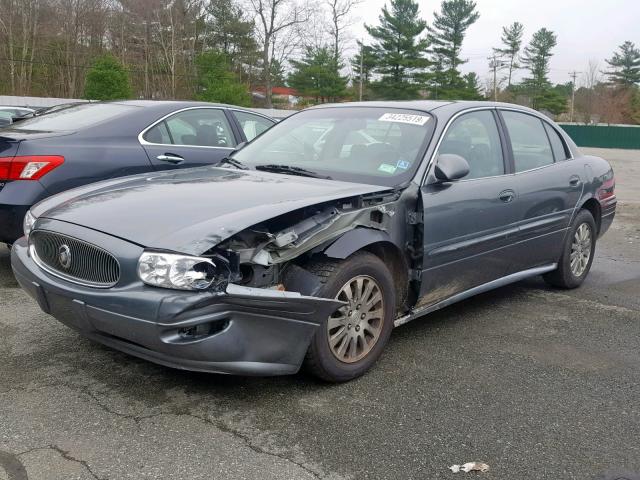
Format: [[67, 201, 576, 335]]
[[581, 198, 601, 234], [361, 241, 409, 310]]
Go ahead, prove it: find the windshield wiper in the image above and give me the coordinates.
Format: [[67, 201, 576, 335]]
[[215, 157, 249, 170], [255, 164, 332, 179]]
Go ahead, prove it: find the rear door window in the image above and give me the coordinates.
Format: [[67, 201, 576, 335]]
[[501, 111, 555, 172]]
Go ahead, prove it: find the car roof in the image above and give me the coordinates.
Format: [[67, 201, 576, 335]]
[[107, 100, 251, 111], [98, 100, 275, 121], [307, 100, 542, 117]]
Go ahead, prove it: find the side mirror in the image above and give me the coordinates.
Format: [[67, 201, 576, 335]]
[[434, 154, 470, 182]]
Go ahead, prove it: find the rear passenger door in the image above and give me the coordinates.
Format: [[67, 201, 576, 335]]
[[499, 110, 582, 273], [140, 108, 237, 169]]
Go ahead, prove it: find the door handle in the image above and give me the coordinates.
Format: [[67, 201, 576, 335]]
[[569, 175, 582, 187], [157, 154, 184, 165], [499, 189, 516, 203]]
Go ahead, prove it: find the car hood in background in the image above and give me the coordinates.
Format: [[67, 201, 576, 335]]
[[32, 166, 391, 255]]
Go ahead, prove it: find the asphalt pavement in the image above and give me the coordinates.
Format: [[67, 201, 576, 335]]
[[0, 147, 638, 480]]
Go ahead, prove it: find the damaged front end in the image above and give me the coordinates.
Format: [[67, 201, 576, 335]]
[[200, 189, 403, 294], [11, 230, 345, 375], [11, 187, 416, 375]]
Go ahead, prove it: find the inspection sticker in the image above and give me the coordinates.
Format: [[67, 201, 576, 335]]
[[378, 113, 430, 126], [396, 159, 411, 170], [378, 163, 397, 174]]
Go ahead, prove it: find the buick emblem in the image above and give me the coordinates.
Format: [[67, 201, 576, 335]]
[[58, 245, 72, 269]]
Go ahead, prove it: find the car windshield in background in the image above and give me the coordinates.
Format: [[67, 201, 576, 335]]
[[233, 107, 435, 186], [10, 103, 138, 132]]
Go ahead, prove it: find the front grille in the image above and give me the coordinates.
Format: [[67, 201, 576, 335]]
[[30, 230, 120, 287]]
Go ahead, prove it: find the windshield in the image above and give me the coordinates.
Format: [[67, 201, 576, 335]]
[[233, 107, 435, 186], [10, 103, 138, 132]]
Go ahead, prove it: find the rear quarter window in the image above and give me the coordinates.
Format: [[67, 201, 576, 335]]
[[544, 123, 570, 161]]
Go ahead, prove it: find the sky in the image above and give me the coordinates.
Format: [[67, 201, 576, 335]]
[[347, 0, 640, 87]]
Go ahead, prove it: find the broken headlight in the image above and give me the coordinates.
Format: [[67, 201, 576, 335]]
[[23, 210, 36, 241], [137, 252, 219, 291]]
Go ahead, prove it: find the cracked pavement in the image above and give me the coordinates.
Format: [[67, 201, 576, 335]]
[[1, 148, 639, 480]]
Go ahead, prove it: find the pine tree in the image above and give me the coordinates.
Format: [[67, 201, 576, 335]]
[[206, 0, 256, 57], [459, 72, 483, 99], [605, 41, 640, 86], [194, 51, 250, 106], [84, 55, 131, 101], [288, 47, 348, 103], [493, 22, 524, 87], [270, 60, 287, 87], [426, 0, 480, 99], [521, 28, 557, 109], [365, 0, 429, 99], [350, 41, 377, 99]]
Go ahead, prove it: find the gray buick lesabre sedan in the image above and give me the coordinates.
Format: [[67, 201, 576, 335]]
[[11, 101, 617, 382]]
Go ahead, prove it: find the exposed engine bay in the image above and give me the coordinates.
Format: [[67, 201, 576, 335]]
[[203, 189, 413, 292]]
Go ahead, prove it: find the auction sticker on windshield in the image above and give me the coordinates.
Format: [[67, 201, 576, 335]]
[[378, 113, 430, 126], [378, 163, 397, 174]]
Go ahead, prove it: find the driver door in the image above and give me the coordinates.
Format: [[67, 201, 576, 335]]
[[418, 109, 520, 306]]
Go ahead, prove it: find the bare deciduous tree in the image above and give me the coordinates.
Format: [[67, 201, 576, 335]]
[[326, 0, 361, 62], [247, 0, 310, 107], [576, 59, 602, 123]]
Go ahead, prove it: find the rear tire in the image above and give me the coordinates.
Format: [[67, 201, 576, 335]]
[[543, 209, 597, 289], [297, 252, 396, 382]]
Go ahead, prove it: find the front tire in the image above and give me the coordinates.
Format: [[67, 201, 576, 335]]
[[543, 209, 597, 289], [299, 252, 396, 382]]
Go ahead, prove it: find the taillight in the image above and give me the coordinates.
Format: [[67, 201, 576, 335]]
[[0, 155, 64, 181], [597, 176, 616, 201]]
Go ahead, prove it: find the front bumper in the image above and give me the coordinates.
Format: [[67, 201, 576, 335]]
[[11, 236, 342, 376]]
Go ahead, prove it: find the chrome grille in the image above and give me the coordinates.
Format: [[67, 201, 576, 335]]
[[30, 230, 120, 287]]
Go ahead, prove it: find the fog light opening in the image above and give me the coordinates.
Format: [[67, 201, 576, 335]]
[[178, 319, 229, 340]]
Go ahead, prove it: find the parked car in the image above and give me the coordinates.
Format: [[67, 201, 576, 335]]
[[0, 100, 276, 245], [11, 101, 617, 382], [0, 106, 36, 127]]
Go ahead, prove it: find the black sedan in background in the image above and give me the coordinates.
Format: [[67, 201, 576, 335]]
[[11, 101, 616, 382], [0, 101, 275, 244]]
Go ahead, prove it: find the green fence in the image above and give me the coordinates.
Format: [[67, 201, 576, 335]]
[[558, 124, 640, 149]]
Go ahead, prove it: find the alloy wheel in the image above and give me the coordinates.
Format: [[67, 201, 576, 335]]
[[570, 223, 592, 277], [327, 275, 385, 363]]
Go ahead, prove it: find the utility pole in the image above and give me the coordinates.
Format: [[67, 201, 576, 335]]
[[489, 54, 505, 101], [569, 71, 581, 123], [359, 40, 364, 102]]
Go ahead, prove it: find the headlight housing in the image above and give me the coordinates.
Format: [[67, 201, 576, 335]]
[[23, 210, 36, 240], [137, 252, 219, 291]]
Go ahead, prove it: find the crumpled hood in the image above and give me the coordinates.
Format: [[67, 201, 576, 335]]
[[33, 166, 391, 255]]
